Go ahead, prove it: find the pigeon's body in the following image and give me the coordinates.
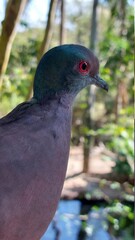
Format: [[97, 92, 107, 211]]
[[0, 98, 72, 239], [0, 44, 108, 239]]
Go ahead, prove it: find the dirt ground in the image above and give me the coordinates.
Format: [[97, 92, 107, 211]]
[[66, 146, 114, 176], [61, 146, 133, 200]]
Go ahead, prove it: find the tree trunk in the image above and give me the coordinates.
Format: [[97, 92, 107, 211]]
[[0, 0, 28, 86], [82, 85, 96, 173], [82, 0, 98, 173], [90, 0, 98, 50], [60, 0, 65, 45], [114, 0, 127, 122], [115, 81, 128, 122], [38, 0, 58, 61]]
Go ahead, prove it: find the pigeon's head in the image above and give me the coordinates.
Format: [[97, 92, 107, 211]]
[[33, 44, 108, 102]]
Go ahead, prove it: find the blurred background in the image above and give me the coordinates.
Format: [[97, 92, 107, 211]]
[[0, 0, 134, 239]]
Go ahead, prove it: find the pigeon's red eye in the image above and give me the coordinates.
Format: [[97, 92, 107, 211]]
[[79, 61, 89, 75]]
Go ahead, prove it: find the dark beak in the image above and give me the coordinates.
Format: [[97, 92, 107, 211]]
[[92, 75, 109, 91]]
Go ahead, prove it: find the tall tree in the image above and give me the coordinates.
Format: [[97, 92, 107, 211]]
[[0, 0, 28, 86], [90, 0, 98, 50], [82, 0, 99, 173], [59, 0, 65, 45], [114, 0, 128, 122], [38, 0, 58, 61]]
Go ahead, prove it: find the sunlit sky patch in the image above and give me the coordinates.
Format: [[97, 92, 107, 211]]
[[0, 0, 133, 30]]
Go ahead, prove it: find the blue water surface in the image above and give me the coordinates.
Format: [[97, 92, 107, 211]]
[[41, 200, 81, 240]]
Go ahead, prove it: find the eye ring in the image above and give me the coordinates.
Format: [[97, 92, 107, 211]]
[[78, 61, 90, 75]]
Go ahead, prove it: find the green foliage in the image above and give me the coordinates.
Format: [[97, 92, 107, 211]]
[[112, 154, 132, 176], [89, 115, 134, 177], [0, 29, 42, 115], [81, 201, 134, 240], [99, 3, 134, 88], [106, 201, 134, 239]]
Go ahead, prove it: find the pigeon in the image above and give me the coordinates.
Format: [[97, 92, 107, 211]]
[[0, 44, 108, 240]]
